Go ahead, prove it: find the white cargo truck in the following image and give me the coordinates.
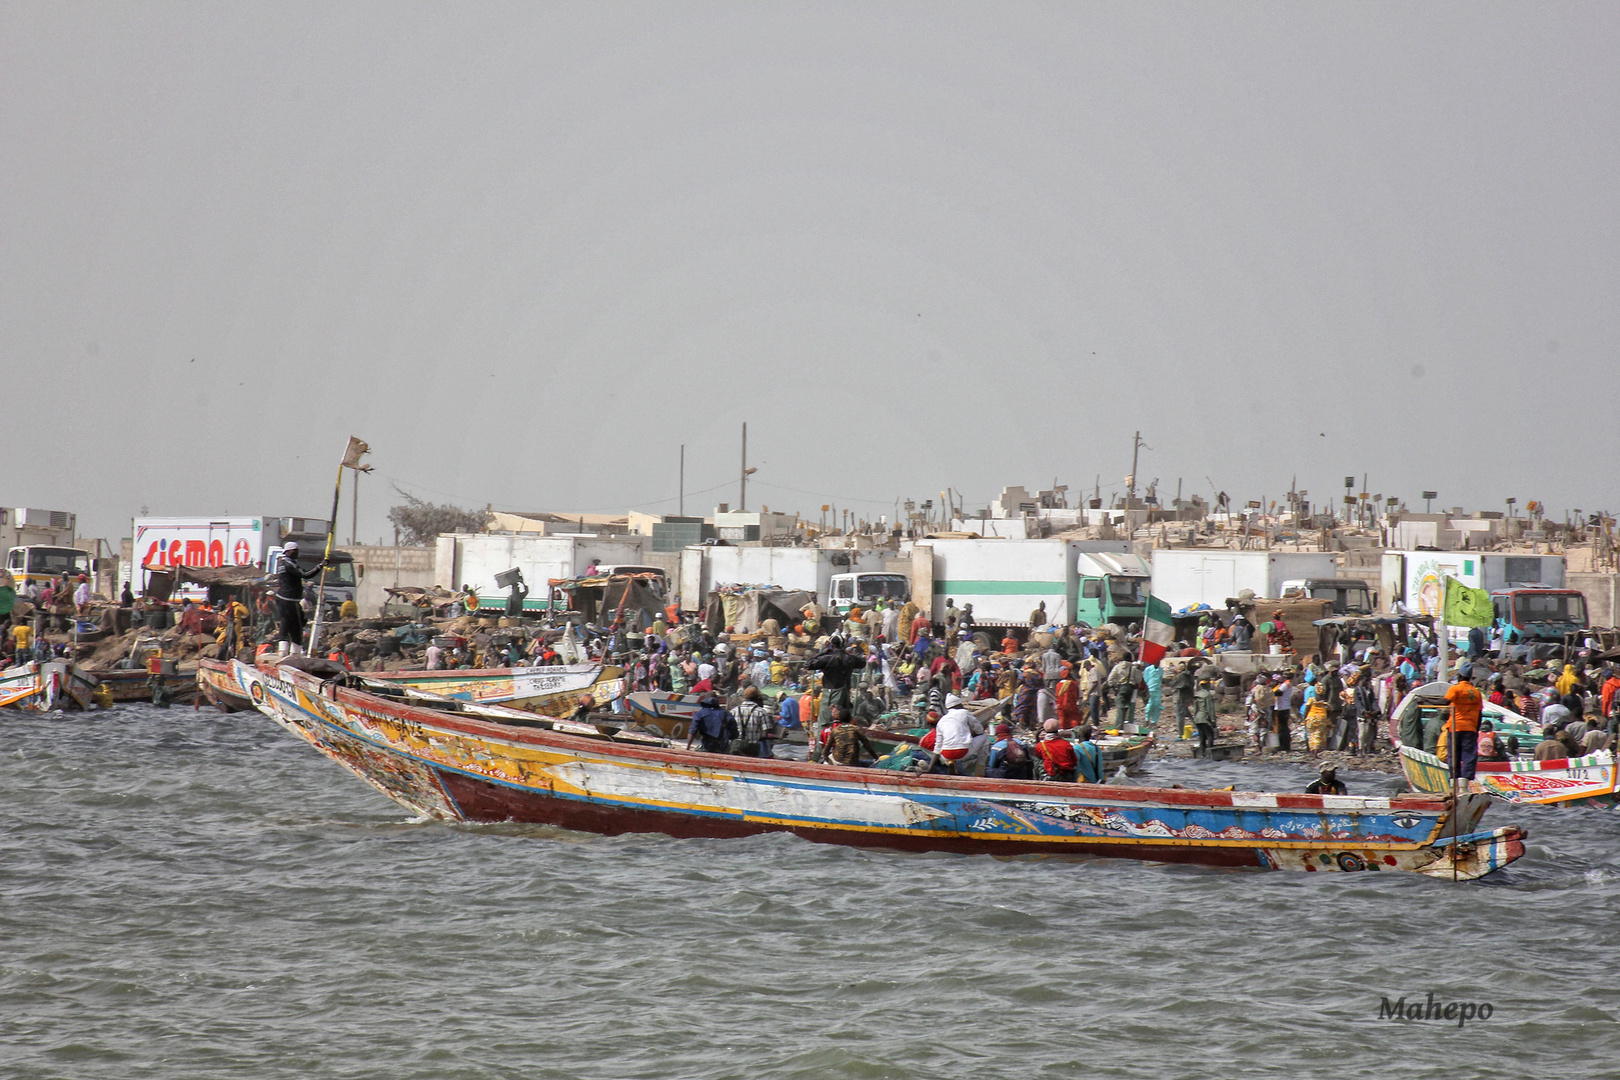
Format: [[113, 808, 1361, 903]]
[[1149, 550, 1341, 612], [129, 516, 358, 609], [1381, 550, 1569, 643], [698, 546, 890, 609], [917, 538, 1082, 633]]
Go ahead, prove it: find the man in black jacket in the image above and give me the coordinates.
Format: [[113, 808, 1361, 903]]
[[806, 636, 865, 761], [273, 542, 328, 653]]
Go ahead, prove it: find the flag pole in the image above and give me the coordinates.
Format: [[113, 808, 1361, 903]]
[[307, 463, 346, 657], [308, 437, 370, 658]]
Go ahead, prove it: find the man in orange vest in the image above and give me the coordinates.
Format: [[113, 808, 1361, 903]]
[[1444, 668, 1484, 780]]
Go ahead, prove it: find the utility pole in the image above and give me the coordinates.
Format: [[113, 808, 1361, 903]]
[[740, 422, 748, 511], [679, 445, 685, 516], [351, 467, 359, 545], [1127, 430, 1143, 505]]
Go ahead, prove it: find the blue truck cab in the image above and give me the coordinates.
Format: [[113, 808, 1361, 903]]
[[1491, 587, 1587, 644]]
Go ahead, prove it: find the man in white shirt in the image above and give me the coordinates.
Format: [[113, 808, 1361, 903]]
[[935, 694, 989, 774]]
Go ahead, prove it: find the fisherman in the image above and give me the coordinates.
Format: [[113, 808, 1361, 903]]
[[935, 693, 988, 773], [805, 635, 865, 759], [1109, 661, 1140, 730], [120, 581, 135, 607], [1444, 668, 1484, 780], [1030, 600, 1048, 628], [685, 694, 736, 755], [1305, 764, 1347, 795], [1192, 663, 1219, 751], [272, 542, 328, 653], [1075, 729, 1103, 783], [570, 693, 596, 726], [1036, 718, 1079, 781], [824, 708, 880, 767], [985, 722, 1035, 779], [1533, 724, 1568, 761], [732, 686, 769, 757], [218, 595, 250, 656]]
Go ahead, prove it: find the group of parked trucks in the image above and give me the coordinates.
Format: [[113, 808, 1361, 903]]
[[16, 513, 1583, 652]]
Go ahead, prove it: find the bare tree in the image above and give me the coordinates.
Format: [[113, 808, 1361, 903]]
[[386, 488, 490, 546]]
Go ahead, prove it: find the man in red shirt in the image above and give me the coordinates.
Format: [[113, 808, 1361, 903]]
[[1036, 719, 1079, 781], [1444, 671, 1484, 780]]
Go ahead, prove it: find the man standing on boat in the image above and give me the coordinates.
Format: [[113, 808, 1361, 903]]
[[272, 542, 328, 654], [1444, 668, 1484, 781], [805, 635, 865, 761]]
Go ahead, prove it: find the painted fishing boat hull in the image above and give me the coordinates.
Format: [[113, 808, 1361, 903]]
[[197, 658, 256, 712], [97, 668, 199, 704], [622, 690, 707, 739], [237, 659, 1522, 880], [0, 661, 100, 710], [1098, 734, 1154, 771], [371, 664, 623, 716], [1401, 744, 1618, 806]]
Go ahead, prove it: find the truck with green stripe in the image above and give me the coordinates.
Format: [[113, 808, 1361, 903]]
[[916, 538, 1149, 642]]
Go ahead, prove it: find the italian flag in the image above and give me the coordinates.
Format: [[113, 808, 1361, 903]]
[[1139, 594, 1175, 666]]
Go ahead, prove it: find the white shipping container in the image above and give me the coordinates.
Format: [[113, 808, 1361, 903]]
[[438, 534, 649, 610], [1149, 550, 1341, 611]]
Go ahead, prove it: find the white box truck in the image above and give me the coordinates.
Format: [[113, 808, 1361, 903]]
[[918, 538, 1081, 632], [1149, 550, 1341, 611], [1381, 550, 1572, 643], [129, 516, 357, 608]]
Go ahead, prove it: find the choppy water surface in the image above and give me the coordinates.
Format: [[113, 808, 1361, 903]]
[[2, 704, 1616, 1079]]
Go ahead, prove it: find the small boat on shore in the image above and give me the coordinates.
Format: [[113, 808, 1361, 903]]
[[228, 657, 1524, 880], [0, 660, 100, 711], [97, 667, 198, 705]]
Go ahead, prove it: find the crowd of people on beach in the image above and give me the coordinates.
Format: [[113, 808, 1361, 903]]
[[16, 567, 1617, 796]]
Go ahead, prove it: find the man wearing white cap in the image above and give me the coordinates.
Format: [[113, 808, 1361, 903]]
[[272, 542, 329, 653], [935, 693, 989, 774]]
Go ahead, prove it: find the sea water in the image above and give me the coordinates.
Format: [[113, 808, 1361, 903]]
[[2, 704, 1615, 1078]]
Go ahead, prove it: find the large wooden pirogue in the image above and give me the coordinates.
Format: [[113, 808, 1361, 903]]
[[225, 658, 1525, 880]]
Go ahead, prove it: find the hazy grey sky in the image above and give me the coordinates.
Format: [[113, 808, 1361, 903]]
[[4, 2, 1616, 543]]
